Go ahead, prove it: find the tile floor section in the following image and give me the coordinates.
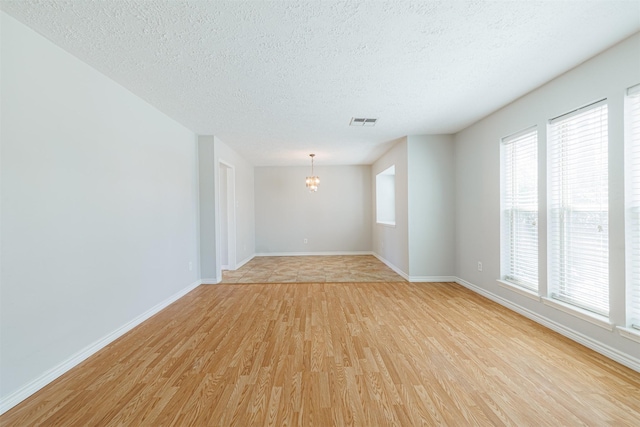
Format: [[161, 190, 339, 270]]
[[221, 255, 406, 283]]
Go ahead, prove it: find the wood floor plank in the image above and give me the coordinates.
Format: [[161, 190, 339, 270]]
[[2, 281, 639, 426]]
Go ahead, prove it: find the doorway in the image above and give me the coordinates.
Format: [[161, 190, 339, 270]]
[[219, 161, 236, 271]]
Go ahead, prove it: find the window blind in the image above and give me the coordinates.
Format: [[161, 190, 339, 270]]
[[627, 85, 640, 329], [549, 100, 609, 317], [501, 128, 538, 290]]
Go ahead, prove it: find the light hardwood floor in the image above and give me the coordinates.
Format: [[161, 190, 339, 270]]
[[2, 282, 639, 426]]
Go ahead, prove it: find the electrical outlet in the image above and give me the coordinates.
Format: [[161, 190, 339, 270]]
[[477, 262, 483, 272], [304, 238, 308, 244]]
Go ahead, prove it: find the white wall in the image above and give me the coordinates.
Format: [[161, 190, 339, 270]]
[[455, 33, 640, 368], [255, 165, 372, 254], [371, 135, 456, 280], [198, 136, 217, 281], [407, 135, 455, 279], [214, 137, 255, 271], [0, 12, 199, 405], [372, 138, 409, 274]]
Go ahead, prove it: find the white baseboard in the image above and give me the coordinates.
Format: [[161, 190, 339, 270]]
[[235, 254, 255, 270], [409, 275, 457, 282], [200, 278, 219, 284], [372, 253, 409, 281], [255, 251, 374, 257], [0, 279, 202, 415], [454, 277, 640, 373], [371, 254, 454, 283]]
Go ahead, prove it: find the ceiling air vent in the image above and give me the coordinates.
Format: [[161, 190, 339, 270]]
[[350, 117, 378, 127]]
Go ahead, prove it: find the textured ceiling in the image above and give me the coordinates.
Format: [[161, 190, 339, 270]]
[[2, 1, 639, 166]]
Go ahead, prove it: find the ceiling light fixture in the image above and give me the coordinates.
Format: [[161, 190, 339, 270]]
[[305, 154, 320, 192]]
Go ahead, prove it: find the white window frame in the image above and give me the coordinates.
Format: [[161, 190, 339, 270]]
[[547, 99, 610, 319], [625, 84, 640, 332], [500, 127, 539, 293], [376, 165, 396, 226]]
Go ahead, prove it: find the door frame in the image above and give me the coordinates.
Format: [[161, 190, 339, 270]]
[[218, 160, 236, 271]]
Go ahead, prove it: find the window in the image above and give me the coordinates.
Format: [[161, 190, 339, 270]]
[[376, 165, 396, 225], [501, 127, 538, 291], [548, 100, 609, 317], [626, 84, 640, 330]]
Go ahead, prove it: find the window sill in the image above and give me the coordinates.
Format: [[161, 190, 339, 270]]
[[496, 280, 540, 301], [541, 297, 613, 331], [617, 327, 640, 344], [376, 221, 396, 227]]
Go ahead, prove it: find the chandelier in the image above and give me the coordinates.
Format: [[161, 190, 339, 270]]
[[305, 154, 320, 192]]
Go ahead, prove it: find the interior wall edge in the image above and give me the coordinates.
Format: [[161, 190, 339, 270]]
[[235, 254, 256, 270], [372, 253, 409, 281]]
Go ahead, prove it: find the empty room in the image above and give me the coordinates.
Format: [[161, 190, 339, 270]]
[[1, 1, 640, 425]]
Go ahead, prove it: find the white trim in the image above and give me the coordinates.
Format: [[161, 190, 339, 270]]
[[200, 278, 219, 285], [376, 221, 396, 227], [235, 254, 255, 270], [255, 251, 374, 257], [409, 276, 456, 283], [617, 326, 640, 344], [455, 277, 640, 373], [0, 279, 202, 415], [497, 279, 541, 301], [549, 98, 607, 123], [217, 160, 236, 271], [194, 137, 202, 281], [541, 297, 613, 331], [501, 125, 538, 143], [372, 253, 409, 281]]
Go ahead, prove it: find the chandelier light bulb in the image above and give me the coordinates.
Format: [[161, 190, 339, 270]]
[[305, 154, 320, 192]]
